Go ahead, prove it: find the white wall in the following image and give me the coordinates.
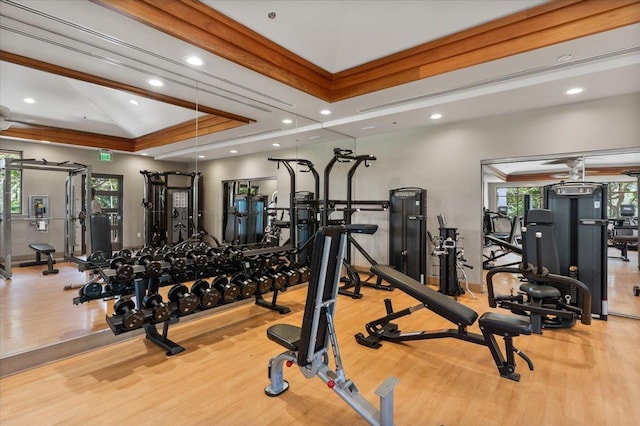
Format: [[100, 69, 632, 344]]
[[1, 140, 186, 258]]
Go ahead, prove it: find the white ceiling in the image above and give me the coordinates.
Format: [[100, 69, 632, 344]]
[[1, 0, 640, 163]]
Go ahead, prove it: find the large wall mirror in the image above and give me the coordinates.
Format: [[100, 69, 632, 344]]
[[482, 150, 639, 320], [0, 60, 204, 366]]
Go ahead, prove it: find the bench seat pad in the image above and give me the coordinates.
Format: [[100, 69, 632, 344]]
[[371, 264, 478, 326], [29, 243, 55, 253]]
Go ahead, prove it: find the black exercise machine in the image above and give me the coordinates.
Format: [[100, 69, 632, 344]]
[[388, 187, 427, 282], [355, 264, 533, 381], [265, 226, 399, 425], [486, 209, 593, 334]]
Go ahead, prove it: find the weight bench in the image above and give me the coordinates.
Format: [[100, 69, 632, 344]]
[[356, 264, 533, 382], [20, 243, 58, 275], [265, 226, 399, 426]]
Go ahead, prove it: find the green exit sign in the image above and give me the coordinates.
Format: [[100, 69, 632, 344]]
[[99, 151, 113, 162]]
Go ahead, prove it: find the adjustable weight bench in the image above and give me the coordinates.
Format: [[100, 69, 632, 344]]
[[356, 264, 533, 382], [20, 243, 58, 275], [265, 226, 399, 426]]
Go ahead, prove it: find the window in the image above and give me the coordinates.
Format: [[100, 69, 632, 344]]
[[496, 186, 543, 218], [0, 150, 23, 214], [608, 181, 638, 217]]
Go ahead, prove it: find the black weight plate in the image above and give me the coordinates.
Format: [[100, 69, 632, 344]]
[[152, 304, 171, 322], [271, 272, 286, 290], [114, 298, 135, 315], [222, 283, 240, 303], [109, 256, 126, 269], [286, 270, 300, 286], [257, 276, 273, 293], [177, 293, 199, 315], [168, 284, 189, 303], [146, 260, 162, 275], [200, 288, 220, 308], [143, 293, 163, 308], [239, 279, 257, 298], [116, 264, 134, 280], [191, 279, 209, 295], [299, 267, 311, 283], [119, 248, 133, 259], [122, 310, 145, 330], [81, 282, 103, 299], [87, 250, 106, 264]]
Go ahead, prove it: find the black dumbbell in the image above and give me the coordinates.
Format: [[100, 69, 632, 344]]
[[231, 273, 258, 299], [80, 282, 102, 299], [167, 284, 199, 315], [296, 265, 312, 283], [277, 264, 300, 286], [114, 298, 145, 330], [265, 268, 287, 291], [251, 271, 273, 294], [163, 252, 186, 271], [212, 276, 240, 304], [143, 293, 171, 322], [136, 245, 155, 256], [109, 257, 134, 280], [205, 247, 225, 266], [186, 250, 208, 268], [137, 254, 163, 275], [223, 246, 243, 262], [117, 248, 133, 260], [191, 279, 221, 309]]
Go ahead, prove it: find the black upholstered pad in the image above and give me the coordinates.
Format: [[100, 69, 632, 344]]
[[519, 283, 561, 299], [371, 264, 478, 326], [479, 312, 532, 335], [267, 324, 302, 352], [29, 243, 55, 253]]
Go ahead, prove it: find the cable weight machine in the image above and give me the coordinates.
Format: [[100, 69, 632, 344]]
[[140, 170, 201, 247]]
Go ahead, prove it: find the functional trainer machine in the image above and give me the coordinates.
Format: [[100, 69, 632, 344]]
[[140, 170, 201, 247], [265, 226, 399, 425]]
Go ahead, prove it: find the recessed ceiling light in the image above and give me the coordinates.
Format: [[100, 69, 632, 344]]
[[361, 125, 376, 130], [565, 87, 583, 95], [430, 113, 443, 120], [198, 155, 205, 159], [129, 99, 139, 105], [309, 135, 321, 140], [23, 97, 35, 104], [272, 143, 281, 147], [140, 152, 148, 156], [557, 54, 572, 63], [230, 150, 238, 154], [185, 56, 204, 66], [282, 118, 293, 124], [320, 109, 331, 116], [147, 78, 164, 87]]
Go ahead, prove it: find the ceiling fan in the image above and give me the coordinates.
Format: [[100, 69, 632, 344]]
[[0, 105, 17, 131], [545, 157, 592, 181]]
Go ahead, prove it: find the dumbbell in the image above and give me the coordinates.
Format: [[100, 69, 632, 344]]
[[137, 254, 163, 275], [136, 245, 155, 256], [277, 264, 300, 286], [231, 273, 258, 299], [117, 248, 133, 260], [223, 246, 243, 262], [109, 257, 134, 280], [163, 252, 186, 271], [211, 276, 240, 304], [114, 298, 146, 330], [205, 247, 225, 266], [186, 250, 208, 268], [251, 271, 273, 294], [167, 284, 199, 315], [297, 265, 311, 283], [142, 293, 171, 322], [80, 282, 102, 299], [265, 268, 287, 291], [191, 279, 221, 309]]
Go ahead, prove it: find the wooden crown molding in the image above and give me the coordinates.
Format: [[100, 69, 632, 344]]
[[93, 0, 640, 102]]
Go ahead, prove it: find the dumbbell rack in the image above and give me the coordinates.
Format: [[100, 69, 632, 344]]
[[73, 243, 311, 354]]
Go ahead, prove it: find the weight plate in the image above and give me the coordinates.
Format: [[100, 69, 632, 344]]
[[201, 288, 220, 308], [87, 250, 106, 264], [119, 248, 133, 259], [152, 304, 171, 322], [81, 282, 103, 299], [178, 293, 199, 315], [123, 310, 146, 330], [168, 284, 189, 303], [114, 298, 136, 315]]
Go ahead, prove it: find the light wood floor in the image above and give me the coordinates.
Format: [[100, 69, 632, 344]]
[[1, 266, 639, 425]]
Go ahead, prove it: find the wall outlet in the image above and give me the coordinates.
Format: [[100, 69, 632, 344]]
[[137, 232, 141, 238]]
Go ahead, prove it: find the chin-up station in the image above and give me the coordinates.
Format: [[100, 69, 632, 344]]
[[265, 226, 399, 426]]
